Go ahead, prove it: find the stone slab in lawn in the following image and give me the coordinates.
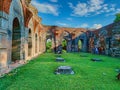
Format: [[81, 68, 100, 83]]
[[56, 57, 65, 62], [80, 54, 88, 57], [55, 66, 74, 75], [91, 58, 103, 62]]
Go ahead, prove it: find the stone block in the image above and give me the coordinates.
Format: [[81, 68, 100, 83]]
[[91, 58, 102, 62], [0, 48, 7, 68], [56, 57, 65, 62], [55, 66, 74, 75]]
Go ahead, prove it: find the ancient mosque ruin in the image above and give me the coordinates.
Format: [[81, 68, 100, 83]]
[[0, 0, 120, 69]]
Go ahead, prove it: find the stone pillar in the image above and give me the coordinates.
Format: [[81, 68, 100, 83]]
[[24, 27, 29, 60], [33, 34, 35, 56], [74, 38, 79, 52], [67, 40, 72, 52], [0, 11, 9, 68], [82, 39, 87, 52], [31, 33, 34, 57], [0, 30, 8, 68], [40, 32, 46, 53], [37, 34, 39, 54]]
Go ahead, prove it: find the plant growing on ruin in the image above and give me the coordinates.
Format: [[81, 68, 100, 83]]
[[114, 13, 120, 22]]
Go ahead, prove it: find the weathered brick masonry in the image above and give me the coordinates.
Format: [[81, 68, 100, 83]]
[[0, 0, 120, 70]]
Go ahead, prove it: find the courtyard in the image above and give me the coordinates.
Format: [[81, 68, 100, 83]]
[[0, 0, 120, 90], [0, 53, 120, 90]]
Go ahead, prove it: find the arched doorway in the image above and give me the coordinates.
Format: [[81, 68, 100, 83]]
[[46, 30, 53, 53], [28, 29, 32, 56], [63, 31, 72, 52], [78, 40, 82, 52], [46, 38, 52, 53], [12, 18, 21, 62], [62, 39, 67, 52]]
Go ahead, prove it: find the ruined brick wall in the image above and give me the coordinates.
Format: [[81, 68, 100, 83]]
[[44, 26, 87, 53], [0, 0, 119, 70], [0, 0, 46, 69], [0, 0, 12, 14], [88, 21, 120, 56]]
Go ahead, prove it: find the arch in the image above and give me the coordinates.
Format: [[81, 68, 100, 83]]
[[8, 0, 25, 62], [8, 0, 24, 33], [12, 17, 21, 62], [9, 0, 24, 17], [62, 39, 67, 52], [28, 18, 34, 57], [62, 31, 72, 52], [33, 19, 39, 32], [98, 36, 106, 54], [78, 33, 88, 52], [46, 30, 53, 53], [21, 0, 33, 27], [78, 39, 83, 52], [0, 0, 12, 14], [46, 38, 52, 53], [28, 29, 32, 56]]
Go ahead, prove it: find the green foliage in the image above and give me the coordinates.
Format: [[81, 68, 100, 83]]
[[0, 53, 120, 90], [62, 39, 67, 52], [78, 40, 82, 49], [62, 50, 67, 53], [114, 13, 120, 22], [62, 40, 67, 47], [46, 49, 52, 53], [46, 40, 52, 52]]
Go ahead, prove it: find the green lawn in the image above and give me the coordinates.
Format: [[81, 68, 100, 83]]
[[0, 53, 120, 90]]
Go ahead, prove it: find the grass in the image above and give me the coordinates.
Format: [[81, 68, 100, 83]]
[[0, 53, 120, 90]]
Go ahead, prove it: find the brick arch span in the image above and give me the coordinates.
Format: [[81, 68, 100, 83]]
[[32, 18, 39, 32], [0, 0, 12, 14], [21, 0, 33, 27], [44, 26, 87, 53]]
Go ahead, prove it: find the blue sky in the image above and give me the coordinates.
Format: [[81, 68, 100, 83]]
[[31, 0, 120, 29]]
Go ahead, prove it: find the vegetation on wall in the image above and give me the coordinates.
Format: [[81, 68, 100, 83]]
[[62, 39, 67, 52], [114, 13, 120, 22]]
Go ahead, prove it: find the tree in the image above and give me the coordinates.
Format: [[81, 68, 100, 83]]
[[114, 13, 120, 22]]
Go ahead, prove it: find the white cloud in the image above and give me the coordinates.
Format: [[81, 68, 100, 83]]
[[67, 18, 73, 21], [76, 23, 102, 29], [93, 24, 102, 29], [50, 0, 58, 3], [31, 0, 59, 16], [68, 0, 118, 17], [76, 23, 89, 28], [116, 8, 120, 13], [56, 22, 69, 27], [80, 23, 89, 28], [106, 8, 120, 16]]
